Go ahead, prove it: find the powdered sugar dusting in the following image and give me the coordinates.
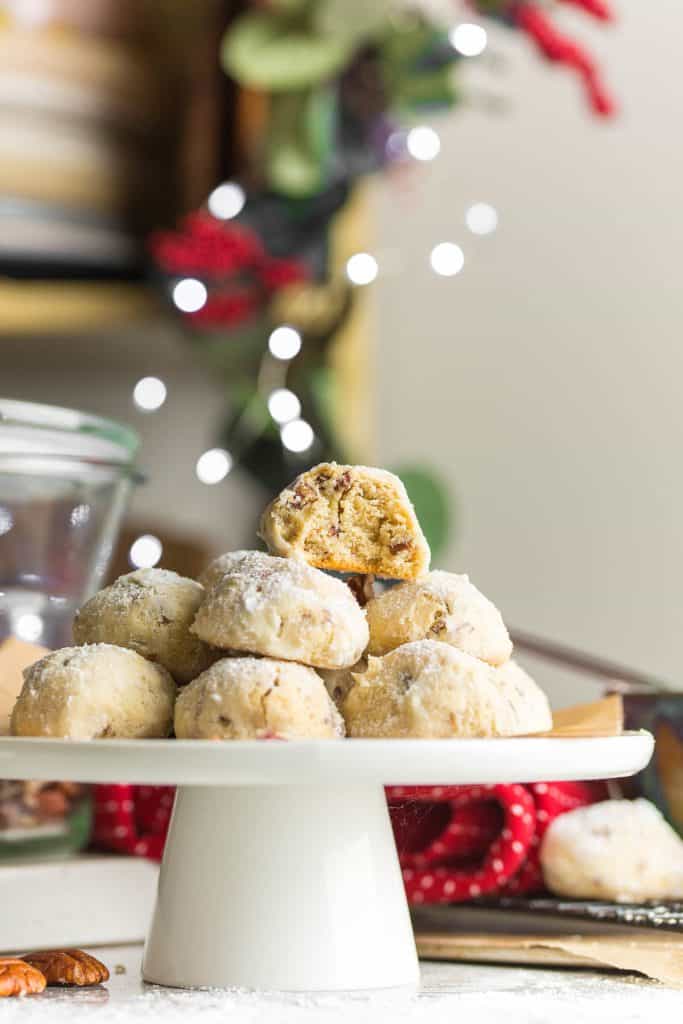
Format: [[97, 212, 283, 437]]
[[2, 944, 677, 1024], [192, 551, 368, 668]]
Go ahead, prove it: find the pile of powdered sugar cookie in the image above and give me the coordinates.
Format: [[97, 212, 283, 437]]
[[10, 462, 553, 743]]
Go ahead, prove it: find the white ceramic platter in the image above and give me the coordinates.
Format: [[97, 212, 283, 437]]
[[0, 733, 652, 994], [0, 732, 653, 786]]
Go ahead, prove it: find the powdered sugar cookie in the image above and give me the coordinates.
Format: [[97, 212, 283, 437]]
[[342, 640, 541, 739], [495, 659, 552, 734], [73, 568, 216, 684], [198, 549, 264, 593], [541, 798, 683, 902], [258, 463, 430, 580], [174, 656, 344, 740], [191, 550, 368, 669], [365, 571, 511, 666], [11, 644, 175, 739]]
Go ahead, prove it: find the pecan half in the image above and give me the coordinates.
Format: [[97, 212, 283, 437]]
[[0, 959, 46, 998], [22, 950, 109, 987], [345, 574, 375, 607], [333, 470, 352, 493], [389, 539, 412, 555], [288, 483, 317, 509]]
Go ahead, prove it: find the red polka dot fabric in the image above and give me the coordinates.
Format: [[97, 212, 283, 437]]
[[387, 780, 606, 902], [92, 779, 605, 901], [92, 785, 175, 861]]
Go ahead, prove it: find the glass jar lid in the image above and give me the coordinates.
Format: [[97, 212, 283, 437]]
[[0, 398, 139, 465]]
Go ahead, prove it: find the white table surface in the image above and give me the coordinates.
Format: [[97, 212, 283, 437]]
[[2, 944, 680, 1023]]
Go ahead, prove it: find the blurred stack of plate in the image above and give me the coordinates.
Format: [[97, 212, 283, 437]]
[[0, 0, 174, 278]]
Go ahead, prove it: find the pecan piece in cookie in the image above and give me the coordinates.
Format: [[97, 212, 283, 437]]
[[0, 958, 46, 997], [22, 950, 109, 987], [345, 573, 375, 607]]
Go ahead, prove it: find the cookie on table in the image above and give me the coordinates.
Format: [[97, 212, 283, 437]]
[[191, 550, 368, 669], [175, 656, 344, 740], [365, 571, 511, 666], [11, 644, 175, 739], [342, 640, 541, 739], [495, 659, 552, 734], [541, 798, 683, 902], [73, 568, 217, 684], [258, 463, 430, 581]]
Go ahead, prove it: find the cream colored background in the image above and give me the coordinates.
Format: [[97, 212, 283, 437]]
[[3, 1, 681, 704]]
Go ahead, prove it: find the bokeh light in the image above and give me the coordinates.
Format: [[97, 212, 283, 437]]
[[208, 182, 245, 220], [196, 448, 233, 485], [268, 326, 302, 360], [268, 389, 301, 425], [449, 23, 488, 57], [133, 376, 167, 412], [129, 534, 163, 569], [280, 419, 315, 453], [406, 126, 441, 162], [430, 242, 465, 277], [346, 253, 378, 286], [172, 278, 207, 313]]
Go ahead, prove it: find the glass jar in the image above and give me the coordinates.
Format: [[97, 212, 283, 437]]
[[0, 398, 140, 858]]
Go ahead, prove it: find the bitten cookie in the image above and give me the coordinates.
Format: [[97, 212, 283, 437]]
[[73, 568, 216, 684], [191, 550, 368, 669], [11, 644, 176, 739], [342, 640, 540, 739], [365, 571, 511, 666], [541, 799, 683, 902], [174, 656, 344, 740], [495, 659, 552, 735], [258, 463, 430, 580]]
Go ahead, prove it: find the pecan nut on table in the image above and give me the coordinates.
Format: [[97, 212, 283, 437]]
[[0, 949, 109, 997]]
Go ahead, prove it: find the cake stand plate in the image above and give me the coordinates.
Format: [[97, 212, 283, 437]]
[[0, 733, 654, 992]]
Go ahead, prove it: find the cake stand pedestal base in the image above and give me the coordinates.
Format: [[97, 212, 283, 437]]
[[142, 783, 420, 992]]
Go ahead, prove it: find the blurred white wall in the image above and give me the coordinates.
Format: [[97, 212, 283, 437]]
[[375, 0, 683, 703], [3, 1, 681, 705]]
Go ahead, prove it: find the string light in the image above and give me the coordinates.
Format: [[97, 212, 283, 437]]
[[129, 534, 163, 569], [430, 242, 465, 277], [281, 419, 315, 453], [466, 202, 498, 235], [268, 326, 302, 360], [346, 253, 378, 286], [268, 388, 301, 425], [208, 182, 245, 220], [406, 126, 441, 162], [172, 278, 207, 313], [133, 376, 167, 412], [449, 23, 487, 57], [196, 448, 233, 485], [15, 613, 43, 642]]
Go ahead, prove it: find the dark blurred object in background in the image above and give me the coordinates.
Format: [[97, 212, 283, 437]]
[[0, 0, 233, 281]]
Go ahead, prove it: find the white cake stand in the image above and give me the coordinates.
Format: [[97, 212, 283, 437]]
[[0, 733, 653, 992]]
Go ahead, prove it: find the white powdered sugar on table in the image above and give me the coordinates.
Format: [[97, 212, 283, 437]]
[[1, 946, 680, 1024]]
